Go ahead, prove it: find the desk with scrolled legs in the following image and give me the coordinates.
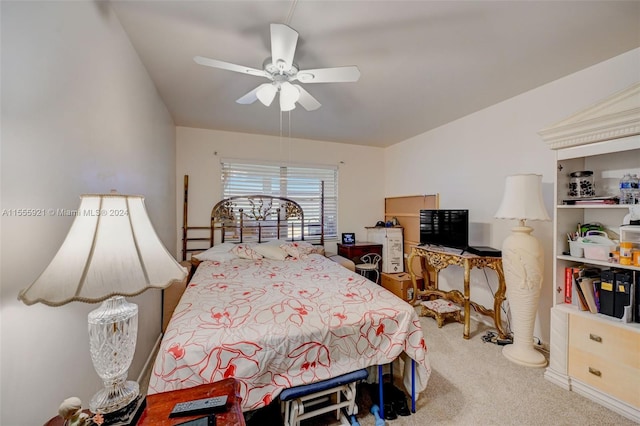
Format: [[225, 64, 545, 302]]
[[407, 245, 508, 340]]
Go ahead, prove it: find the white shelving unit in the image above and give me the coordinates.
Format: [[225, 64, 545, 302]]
[[539, 83, 640, 423], [366, 227, 404, 273]]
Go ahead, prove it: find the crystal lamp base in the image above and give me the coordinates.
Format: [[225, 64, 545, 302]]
[[89, 378, 139, 414], [88, 296, 139, 414]]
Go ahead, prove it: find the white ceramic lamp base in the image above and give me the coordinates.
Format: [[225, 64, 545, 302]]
[[502, 339, 547, 367], [501, 225, 547, 368]]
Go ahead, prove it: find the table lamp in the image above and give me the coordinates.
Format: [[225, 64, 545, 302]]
[[19, 193, 187, 424], [495, 174, 550, 367]]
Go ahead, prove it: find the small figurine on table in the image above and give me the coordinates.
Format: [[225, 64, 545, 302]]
[[58, 397, 104, 426]]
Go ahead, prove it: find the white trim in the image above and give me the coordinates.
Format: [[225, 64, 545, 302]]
[[137, 333, 162, 384], [220, 157, 338, 171], [539, 82, 640, 150], [556, 134, 640, 160], [571, 379, 640, 423]]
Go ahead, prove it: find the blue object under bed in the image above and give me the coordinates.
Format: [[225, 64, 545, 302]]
[[279, 368, 369, 401]]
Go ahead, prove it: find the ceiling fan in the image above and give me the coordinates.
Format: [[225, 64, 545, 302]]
[[194, 23, 361, 112]]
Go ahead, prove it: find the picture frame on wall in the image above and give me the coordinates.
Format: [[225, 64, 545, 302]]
[[342, 233, 355, 245]]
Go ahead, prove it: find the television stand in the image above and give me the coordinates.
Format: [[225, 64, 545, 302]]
[[406, 245, 508, 340]]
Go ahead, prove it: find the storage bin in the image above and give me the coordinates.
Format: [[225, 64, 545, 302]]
[[580, 231, 617, 261], [381, 272, 423, 301], [619, 225, 640, 245]]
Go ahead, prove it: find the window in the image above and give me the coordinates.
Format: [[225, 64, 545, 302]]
[[221, 161, 338, 240]]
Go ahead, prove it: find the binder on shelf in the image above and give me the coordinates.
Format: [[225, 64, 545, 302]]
[[614, 271, 632, 319], [633, 271, 640, 323], [599, 269, 616, 317]]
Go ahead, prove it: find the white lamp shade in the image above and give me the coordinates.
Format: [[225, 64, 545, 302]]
[[19, 194, 187, 306], [495, 174, 550, 221], [279, 81, 299, 111], [256, 83, 277, 107]]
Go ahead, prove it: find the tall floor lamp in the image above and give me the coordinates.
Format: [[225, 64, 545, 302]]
[[495, 174, 550, 368], [19, 193, 187, 424]]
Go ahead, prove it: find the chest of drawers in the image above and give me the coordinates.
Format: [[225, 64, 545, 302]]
[[568, 314, 640, 408]]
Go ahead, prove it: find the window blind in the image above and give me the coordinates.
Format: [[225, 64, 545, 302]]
[[221, 161, 338, 240]]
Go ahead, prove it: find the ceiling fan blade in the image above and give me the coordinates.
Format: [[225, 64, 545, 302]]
[[194, 56, 268, 78], [270, 23, 298, 70], [296, 66, 361, 83], [236, 84, 270, 105], [293, 85, 321, 111]]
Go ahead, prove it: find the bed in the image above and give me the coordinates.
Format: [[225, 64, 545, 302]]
[[149, 183, 431, 413]]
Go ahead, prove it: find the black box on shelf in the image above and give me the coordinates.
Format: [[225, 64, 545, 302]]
[[599, 269, 616, 317], [634, 270, 639, 324], [614, 270, 632, 320], [631, 271, 640, 323]]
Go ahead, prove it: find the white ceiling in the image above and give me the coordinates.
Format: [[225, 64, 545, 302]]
[[111, 1, 640, 148]]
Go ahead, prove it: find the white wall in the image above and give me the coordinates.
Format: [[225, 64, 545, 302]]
[[385, 48, 640, 344], [175, 127, 385, 257], [1, 2, 176, 425]]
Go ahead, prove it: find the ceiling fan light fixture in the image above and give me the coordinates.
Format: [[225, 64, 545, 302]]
[[280, 99, 296, 112], [256, 83, 277, 106], [279, 82, 300, 111]]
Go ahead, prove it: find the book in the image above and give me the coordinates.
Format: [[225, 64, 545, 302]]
[[578, 277, 599, 314], [573, 274, 589, 311], [564, 267, 573, 304], [592, 279, 601, 312], [571, 266, 601, 311], [562, 196, 619, 205]]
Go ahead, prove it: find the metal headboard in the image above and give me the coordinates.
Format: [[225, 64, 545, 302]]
[[182, 175, 325, 260], [210, 194, 305, 245]]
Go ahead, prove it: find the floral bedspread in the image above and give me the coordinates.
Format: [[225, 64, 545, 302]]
[[149, 254, 431, 411]]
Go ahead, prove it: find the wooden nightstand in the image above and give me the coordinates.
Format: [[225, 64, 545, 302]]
[[45, 380, 245, 426], [336, 242, 382, 265], [138, 379, 245, 426], [337, 242, 383, 281]]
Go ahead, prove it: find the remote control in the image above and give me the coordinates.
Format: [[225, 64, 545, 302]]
[[169, 395, 228, 418]]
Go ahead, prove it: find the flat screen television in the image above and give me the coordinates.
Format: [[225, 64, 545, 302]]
[[420, 209, 469, 249]]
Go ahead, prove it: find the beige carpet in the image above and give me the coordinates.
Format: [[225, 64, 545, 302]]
[[348, 313, 637, 426], [142, 310, 638, 426]]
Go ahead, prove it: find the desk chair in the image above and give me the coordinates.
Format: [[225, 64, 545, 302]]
[[355, 253, 381, 284]]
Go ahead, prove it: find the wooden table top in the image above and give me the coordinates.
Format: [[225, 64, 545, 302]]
[[137, 379, 245, 426]]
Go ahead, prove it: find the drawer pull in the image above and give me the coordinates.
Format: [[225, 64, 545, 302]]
[[588, 367, 602, 377], [589, 333, 602, 343]]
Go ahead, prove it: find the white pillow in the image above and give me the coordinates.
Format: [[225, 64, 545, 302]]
[[196, 251, 237, 262], [193, 243, 237, 261], [230, 244, 263, 260], [280, 241, 317, 259], [263, 239, 289, 246], [253, 243, 288, 261]]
